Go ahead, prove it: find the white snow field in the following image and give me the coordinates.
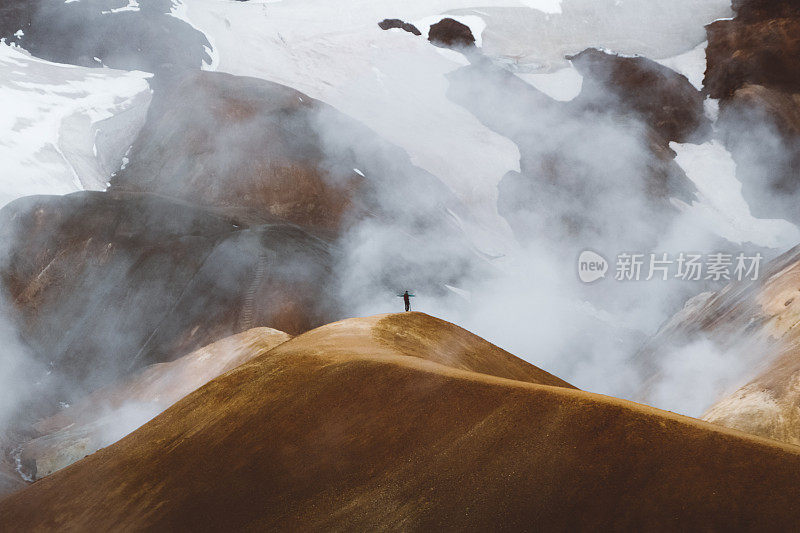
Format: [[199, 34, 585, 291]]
[[671, 141, 800, 250], [0, 43, 151, 208], [657, 41, 708, 91], [451, 0, 731, 70], [170, 0, 742, 257], [171, 0, 526, 256]]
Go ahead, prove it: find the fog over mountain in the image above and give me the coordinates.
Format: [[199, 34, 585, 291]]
[[2, 0, 800, 527]]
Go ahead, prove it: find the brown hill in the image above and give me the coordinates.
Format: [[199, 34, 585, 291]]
[[16, 327, 291, 482], [2, 313, 799, 531]]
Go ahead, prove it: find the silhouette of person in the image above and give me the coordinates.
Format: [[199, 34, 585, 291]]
[[403, 290, 411, 312]]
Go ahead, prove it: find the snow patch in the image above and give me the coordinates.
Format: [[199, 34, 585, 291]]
[[704, 97, 720, 122], [0, 43, 152, 207], [656, 41, 707, 91], [516, 65, 583, 101], [101, 0, 139, 14], [671, 140, 800, 249]]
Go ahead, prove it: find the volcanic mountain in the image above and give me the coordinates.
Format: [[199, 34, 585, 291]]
[[2, 313, 799, 530], [16, 326, 291, 483]]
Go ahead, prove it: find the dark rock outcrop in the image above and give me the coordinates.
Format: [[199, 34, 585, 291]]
[[428, 18, 476, 49], [378, 19, 421, 36], [705, 8, 800, 98], [569, 48, 711, 144], [704, 0, 800, 223], [0, 191, 336, 404]]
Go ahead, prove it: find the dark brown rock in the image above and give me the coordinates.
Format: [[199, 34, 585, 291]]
[[705, 16, 800, 98], [568, 48, 711, 144], [428, 18, 476, 49], [378, 19, 421, 36], [732, 0, 800, 21]]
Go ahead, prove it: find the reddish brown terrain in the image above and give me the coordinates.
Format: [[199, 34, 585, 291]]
[[17, 327, 291, 482], [2, 313, 799, 531]]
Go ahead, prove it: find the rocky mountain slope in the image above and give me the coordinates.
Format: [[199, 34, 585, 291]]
[[707, 0, 800, 223], [634, 243, 800, 440], [0, 191, 333, 409], [695, 248, 800, 445]]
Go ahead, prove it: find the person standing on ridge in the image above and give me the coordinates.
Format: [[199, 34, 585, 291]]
[[398, 290, 415, 312]]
